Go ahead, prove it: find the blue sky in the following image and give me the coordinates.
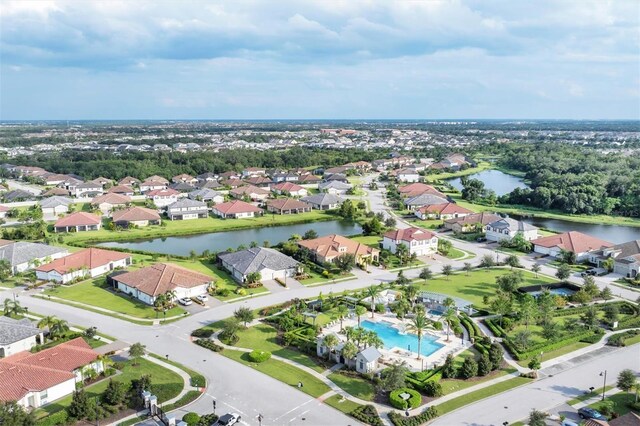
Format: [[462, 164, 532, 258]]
[[1, 0, 639, 120]]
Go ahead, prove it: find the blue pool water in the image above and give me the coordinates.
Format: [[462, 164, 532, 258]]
[[528, 288, 575, 297], [428, 310, 444, 316], [360, 320, 445, 357]]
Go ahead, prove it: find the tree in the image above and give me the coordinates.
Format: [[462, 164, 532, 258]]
[[604, 304, 619, 324], [234, 306, 255, 327], [0, 260, 10, 281], [103, 379, 127, 407], [407, 313, 432, 360], [0, 401, 36, 426], [366, 285, 381, 318], [555, 263, 572, 280], [528, 409, 547, 426], [531, 263, 541, 278], [129, 342, 146, 366], [459, 357, 478, 379], [67, 389, 91, 420], [617, 369, 637, 392], [478, 354, 491, 376], [582, 276, 599, 297], [395, 243, 409, 266], [405, 285, 419, 307], [480, 254, 496, 269], [463, 262, 473, 276], [379, 361, 408, 392], [442, 308, 457, 342], [600, 286, 613, 300], [496, 271, 523, 293], [490, 292, 512, 327], [541, 321, 559, 341], [488, 343, 503, 370], [537, 289, 555, 326], [338, 199, 357, 220], [341, 341, 358, 367], [437, 239, 452, 256], [355, 305, 367, 327], [519, 294, 538, 329], [442, 354, 457, 379], [334, 253, 356, 274], [581, 305, 599, 329], [362, 216, 384, 235], [49, 318, 69, 339], [514, 329, 532, 351], [37, 315, 57, 330], [528, 356, 541, 378], [384, 217, 396, 228], [506, 254, 521, 269], [337, 304, 349, 331], [602, 257, 615, 272], [442, 265, 453, 281], [322, 334, 339, 360], [220, 319, 241, 343], [246, 271, 262, 284], [419, 267, 433, 283], [395, 269, 411, 286], [302, 229, 317, 240]]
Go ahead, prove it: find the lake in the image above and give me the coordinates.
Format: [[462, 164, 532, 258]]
[[447, 170, 529, 196], [98, 220, 363, 256]]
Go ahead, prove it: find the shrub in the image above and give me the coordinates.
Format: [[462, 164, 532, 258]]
[[442, 354, 457, 379], [607, 330, 640, 347], [389, 388, 421, 410], [197, 414, 219, 426], [459, 357, 478, 379], [422, 380, 443, 397], [195, 339, 224, 352], [191, 329, 214, 338], [351, 405, 384, 426], [388, 406, 438, 426], [182, 413, 201, 426], [36, 411, 69, 426], [248, 350, 272, 363], [477, 354, 492, 376]]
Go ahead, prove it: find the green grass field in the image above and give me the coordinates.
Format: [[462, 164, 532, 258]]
[[589, 392, 639, 416], [324, 394, 363, 415], [434, 377, 532, 415], [328, 372, 376, 401]]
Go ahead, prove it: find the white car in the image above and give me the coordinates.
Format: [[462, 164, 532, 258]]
[[178, 298, 192, 306], [214, 413, 241, 426], [196, 294, 208, 302]]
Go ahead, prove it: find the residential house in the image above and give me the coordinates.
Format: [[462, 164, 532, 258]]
[[242, 167, 267, 177], [301, 193, 343, 210], [219, 171, 240, 180], [2, 190, 35, 202], [271, 182, 308, 197], [430, 154, 473, 171], [325, 173, 349, 183], [169, 182, 196, 193], [43, 173, 72, 186], [196, 172, 218, 183], [316, 334, 382, 373], [91, 193, 131, 215], [54, 212, 102, 233], [221, 178, 245, 188], [298, 174, 322, 184], [485, 218, 539, 242], [323, 166, 349, 176], [146, 188, 180, 207], [0, 241, 68, 274], [219, 247, 300, 283], [244, 176, 273, 187], [403, 193, 449, 211], [172, 174, 197, 184], [145, 175, 169, 185], [42, 188, 71, 197], [298, 234, 380, 267], [229, 185, 270, 202], [587, 240, 640, 278], [139, 180, 168, 193], [266, 198, 312, 215], [35, 248, 132, 284], [396, 168, 421, 183], [398, 183, 447, 199], [355, 347, 383, 373], [318, 181, 352, 195], [111, 263, 213, 305], [0, 337, 103, 409], [211, 200, 263, 219], [443, 212, 502, 233], [40, 196, 74, 217], [532, 231, 613, 262], [111, 207, 161, 228], [188, 188, 224, 204], [166, 198, 208, 220], [382, 227, 438, 257], [415, 203, 473, 220], [107, 185, 136, 196], [89, 177, 113, 188], [73, 182, 103, 198], [118, 176, 140, 187], [272, 173, 300, 183], [0, 317, 43, 358], [196, 180, 223, 190]]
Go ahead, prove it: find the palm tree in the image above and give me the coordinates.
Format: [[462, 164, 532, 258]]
[[355, 305, 367, 327], [37, 315, 57, 330], [344, 326, 355, 343], [442, 308, 457, 342], [341, 341, 358, 368], [531, 263, 541, 278], [49, 318, 69, 339], [8, 300, 24, 317], [164, 290, 178, 307], [405, 285, 418, 308], [364, 330, 384, 349], [3, 299, 13, 315], [322, 334, 339, 360], [337, 304, 349, 331], [407, 313, 433, 359], [366, 285, 381, 318], [154, 294, 167, 310]]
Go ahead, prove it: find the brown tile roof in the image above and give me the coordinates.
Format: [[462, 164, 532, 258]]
[[399, 183, 437, 193], [221, 178, 244, 188], [113, 263, 213, 297], [298, 234, 379, 260], [383, 227, 436, 242], [172, 174, 195, 182], [271, 182, 305, 193], [267, 198, 311, 211], [230, 185, 270, 197], [444, 212, 501, 226], [147, 188, 180, 197], [417, 203, 473, 215], [36, 248, 130, 275], [91, 193, 131, 205], [42, 188, 71, 197], [244, 176, 272, 185], [55, 212, 102, 228], [213, 200, 262, 215], [118, 176, 140, 186], [532, 231, 613, 254], [298, 174, 321, 183], [112, 206, 160, 223], [146, 175, 169, 184], [108, 185, 135, 194], [610, 412, 640, 426]]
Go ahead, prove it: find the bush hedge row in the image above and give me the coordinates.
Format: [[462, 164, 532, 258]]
[[388, 406, 439, 426], [248, 350, 272, 363], [405, 369, 441, 391], [195, 338, 224, 352], [35, 410, 69, 426], [389, 388, 422, 410], [607, 330, 640, 347], [191, 329, 214, 338], [350, 405, 384, 426], [503, 330, 597, 360]]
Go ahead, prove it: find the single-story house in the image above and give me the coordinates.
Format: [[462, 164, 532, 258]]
[[532, 231, 613, 262], [107, 185, 136, 196], [172, 174, 197, 184], [0, 241, 68, 274], [36, 248, 132, 284], [54, 212, 102, 233], [139, 180, 168, 193], [325, 173, 348, 183], [196, 172, 218, 183], [587, 239, 640, 278], [188, 188, 224, 204], [382, 227, 438, 257], [0, 337, 103, 409], [2, 190, 35, 202], [298, 234, 380, 267], [40, 196, 74, 217], [355, 346, 383, 373], [111, 206, 161, 228], [146, 188, 180, 207], [316, 334, 382, 373], [271, 182, 308, 197], [301, 193, 343, 210], [169, 182, 196, 193], [166, 198, 208, 220], [244, 176, 273, 187], [111, 263, 213, 305], [219, 171, 240, 180], [443, 212, 502, 233], [118, 176, 140, 187], [404, 194, 449, 211], [211, 200, 263, 219], [266, 198, 312, 215], [229, 185, 270, 202], [221, 178, 245, 189], [242, 167, 267, 177], [485, 218, 539, 242], [396, 168, 420, 183], [42, 188, 71, 197], [415, 202, 473, 220], [218, 247, 300, 283], [272, 173, 300, 183], [91, 193, 132, 215], [318, 181, 352, 195], [0, 317, 43, 358], [298, 174, 322, 184], [89, 177, 114, 187], [145, 175, 169, 184], [196, 180, 223, 190], [42, 173, 70, 186], [73, 182, 104, 198]]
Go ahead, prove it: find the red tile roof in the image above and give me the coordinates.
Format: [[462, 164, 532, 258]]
[[112, 206, 161, 222], [230, 185, 270, 197], [272, 182, 305, 192], [298, 234, 379, 260], [213, 200, 262, 215], [147, 188, 180, 197], [54, 212, 101, 228], [399, 183, 438, 193], [383, 227, 436, 242], [113, 263, 213, 297], [108, 185, 135, 194], [36, 248, 130, 275], [532, 231, 613, 254], [417, 203, 473, 215]]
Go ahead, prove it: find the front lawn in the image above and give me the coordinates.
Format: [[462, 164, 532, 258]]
[[350, 235, 382, 248], [328, 371, 376, 401], [324, 394, 363, 415], [433, 377, 532, 415], [589, 392, 639, 417]]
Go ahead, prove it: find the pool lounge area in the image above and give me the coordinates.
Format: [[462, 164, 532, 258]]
[[519, 283, 581, 298], [360, 320, 445, 357]]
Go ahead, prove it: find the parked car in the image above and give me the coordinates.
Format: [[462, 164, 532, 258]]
[[178, 298, 193, 306], [196, 294, 208, 302], [213, 413, 241, 426], [578, 407, 606, 420], [476, 236, 487, 242]]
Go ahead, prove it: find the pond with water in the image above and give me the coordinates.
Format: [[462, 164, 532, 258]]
[[447, 169, 529, 196], [98, 220, 362, 256]]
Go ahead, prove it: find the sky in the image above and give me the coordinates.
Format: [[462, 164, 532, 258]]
[[1, 0, 639, 120]]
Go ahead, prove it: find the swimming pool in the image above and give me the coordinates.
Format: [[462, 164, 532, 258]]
[[528, 288, 575, 297], [428, 309, 444, 316], [360, 320, 445, 357]]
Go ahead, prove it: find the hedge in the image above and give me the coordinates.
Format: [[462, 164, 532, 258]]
[[607, 330, 640, 347], [351, 405, 384, 426], [483, 318, 506, 338], [389, 388, 422, 410], [36, 411, 69, 426], [405, 369, 441, 391], [504, 330, 597, 360], [388, 406, 439, 426], [614, 316, 640, 330], [195, 338, 224, 352], [182, 413, 201, 426], [191, 329, 214, 338], [248, 350, 272, 363], [422, 381, 443, 397]]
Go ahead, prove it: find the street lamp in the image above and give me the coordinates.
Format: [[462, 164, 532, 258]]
[[212, 398, 216, 414], [600, 370, 607, 401]]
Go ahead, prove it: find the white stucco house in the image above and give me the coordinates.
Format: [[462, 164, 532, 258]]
[[0, 317, 43, 358], [531, 231, 613, 262], [316, 334, 383, 374], [485, 218, 538, 242], [0, 241, 69, 274], [218, 247, 300, 283], [35, 248, 132, 284], [382, 227, 438, 257]]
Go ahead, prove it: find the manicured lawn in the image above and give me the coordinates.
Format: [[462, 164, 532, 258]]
[[350, 235, 382, 248], [516, 342, 591, 367], [0, 276, 25, 288], [434, 377, 532, 415], [413, 268, 557, 309], [324, 394, 363, 415], [43, 277, 185, 319], [222, 349, 331, 398], [443, 247, 469, 260], [567, 385, 615, 405], [589, 392, 639, 416], [298, 269, 355, 286], [328, 371, 376, 401], [35, 357, 183, 418], [440, 350, 517, 395], [148, 353, 206, 387]]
